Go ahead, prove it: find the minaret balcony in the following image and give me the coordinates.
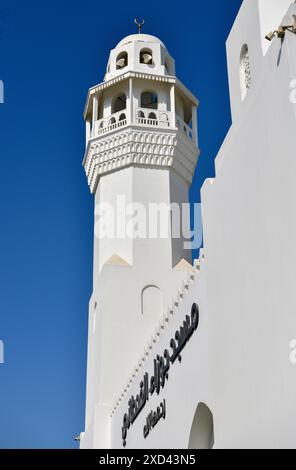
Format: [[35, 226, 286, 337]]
[[95, 110, 128, 136], [135, 108, 172, 128], [84, 109, 199, 193]]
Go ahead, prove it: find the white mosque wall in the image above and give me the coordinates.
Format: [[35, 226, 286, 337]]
[[108, 1, 296, 449], [201, 1, 296, 448]]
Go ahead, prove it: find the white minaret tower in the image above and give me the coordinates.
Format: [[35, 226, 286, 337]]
[[81, 27, 200, 448]]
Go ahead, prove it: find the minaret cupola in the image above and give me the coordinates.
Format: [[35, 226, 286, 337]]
[[104, 33, 175, 81]]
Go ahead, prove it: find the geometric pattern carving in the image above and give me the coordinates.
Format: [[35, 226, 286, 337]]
[[83, 127, 199, 193]]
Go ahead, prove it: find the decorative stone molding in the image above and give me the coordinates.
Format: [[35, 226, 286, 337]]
[[83, 127, 200, 193]]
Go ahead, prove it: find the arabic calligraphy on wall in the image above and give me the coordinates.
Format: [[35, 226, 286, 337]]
[[121, 303, 199, 447], [143, 399, 166, 439]]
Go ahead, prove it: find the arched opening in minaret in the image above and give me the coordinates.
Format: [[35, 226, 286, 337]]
[[112, 93, 126, 114], [116, 51, 128, 70], [188, 403, 214, 449], [141, 91, 158, 110], [140, 48, 153, 65], [239, 44, 251, 100]]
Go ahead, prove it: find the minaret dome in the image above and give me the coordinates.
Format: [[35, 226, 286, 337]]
[[104, 33, 175, 81]]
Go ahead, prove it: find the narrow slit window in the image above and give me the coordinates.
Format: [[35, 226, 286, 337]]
[[240, 44, 251, 100]]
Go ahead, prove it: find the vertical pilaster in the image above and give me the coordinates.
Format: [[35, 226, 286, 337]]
[[129, 77, 133, 125], [86, 117, 91, 145], [170, 84, 176, 127], [92, 94, 99, 137]]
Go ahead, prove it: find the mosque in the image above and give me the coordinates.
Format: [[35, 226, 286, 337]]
[[79, 0, 296, 448]]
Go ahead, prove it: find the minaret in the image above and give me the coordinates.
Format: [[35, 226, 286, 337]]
[[81, 29, 200, 448]]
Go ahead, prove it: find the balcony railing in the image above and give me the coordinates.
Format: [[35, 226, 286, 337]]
[[135, 108, 171, 128], [92, 109, 196, 146], [95, 110, 127, 136]]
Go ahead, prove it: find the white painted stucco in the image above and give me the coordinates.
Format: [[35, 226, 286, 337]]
[[81, 29, 199, 449], [81, 0, 296, 449]]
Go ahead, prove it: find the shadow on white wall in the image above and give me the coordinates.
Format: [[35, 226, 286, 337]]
[[188, 402, 214, 449]]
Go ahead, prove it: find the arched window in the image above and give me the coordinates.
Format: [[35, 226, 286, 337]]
[[141, 91, 158, 110], [148, 112, 157, 120], [116, 51, 128, 70], [240, 44, 251, 100], [140, 48, 153, 65], [112, 93, 126, 113], [188, 403, 214, 449], [119, 113, 126, 121]]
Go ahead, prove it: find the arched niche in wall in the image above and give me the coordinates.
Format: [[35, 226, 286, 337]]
[[116, 51, 128, 70], [188, 402, 214, 449], [239, 44, 251, 100], [140, 48, 153, 65], [148, 111, 157, 120], [141, 285, 163, 317]]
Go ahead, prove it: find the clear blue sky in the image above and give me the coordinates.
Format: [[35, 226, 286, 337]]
[[0, 0, 242, 448]]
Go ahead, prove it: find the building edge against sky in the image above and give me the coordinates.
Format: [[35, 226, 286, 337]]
[[81, 24, 200, 448], [80, 0, 296, 448]]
